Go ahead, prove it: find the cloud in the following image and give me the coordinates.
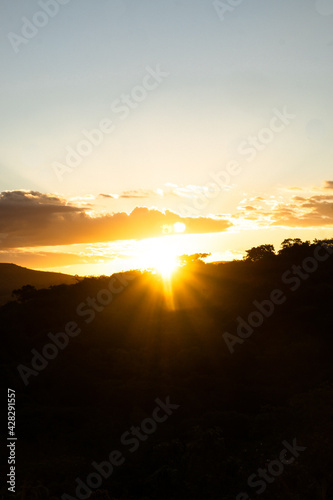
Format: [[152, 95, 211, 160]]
[[99, 193, 117, 199], [324, 181, 333, 190], [98, 185, 222, 202], [99, 189, 169, 200], [286, 186, 304, 191], [0, 190, 232, 249], [236, 186, 333, 228], [1, 190, 66, 205], [120, 190, 151, 199], [242, 205, 257, 211]]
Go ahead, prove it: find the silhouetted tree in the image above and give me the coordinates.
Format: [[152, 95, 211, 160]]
[[178, 253, 211, 265], [3, 239, 333, 499], [280, 237, 304, 249], [278, 238, 311, 258], [12, 284, 37, 302], [244, 244, 275, 262], [314, 238, 333, 251]]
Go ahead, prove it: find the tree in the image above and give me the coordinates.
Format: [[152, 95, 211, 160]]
[[244, 244, 275, 262], [314, 238, 333, 251], [278, 238, 311, 257], [177, 253, 211, 266], [279, 238, 304, 251], [12, 284, 37, 302]]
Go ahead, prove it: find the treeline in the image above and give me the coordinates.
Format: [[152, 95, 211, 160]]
[[1, 238, 333, 499], [243, 237, 333, 262]]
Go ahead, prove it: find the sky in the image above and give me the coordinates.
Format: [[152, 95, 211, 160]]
[[0, 0, 333, 275]]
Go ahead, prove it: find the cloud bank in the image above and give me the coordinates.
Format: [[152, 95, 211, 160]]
[[0, 190, 232, 249], [236, 181, 333, 228]]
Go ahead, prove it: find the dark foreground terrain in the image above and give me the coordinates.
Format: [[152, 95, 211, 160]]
[[0, 263, 76, 306], [1, 239, 333, 499]]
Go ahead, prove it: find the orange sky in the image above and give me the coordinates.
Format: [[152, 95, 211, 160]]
[[1, 2, 332, 275], [1, 181, 333, 275]]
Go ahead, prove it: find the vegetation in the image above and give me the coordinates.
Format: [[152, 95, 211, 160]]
[[0, 263, 76, 306], [244, 243, 275, 262], [1, 238, 333, 499]]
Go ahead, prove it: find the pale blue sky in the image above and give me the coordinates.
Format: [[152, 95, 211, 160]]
[[1, 0, 332, 197], [0, 0, 333, 274]]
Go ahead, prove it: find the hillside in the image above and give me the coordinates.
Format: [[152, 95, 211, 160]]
[[0, 263, 76, 305], [1, 240, 333, 499]]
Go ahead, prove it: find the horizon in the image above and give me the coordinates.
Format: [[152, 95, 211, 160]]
[[2, 2, 333, 498], [1, 1, 333, 274]]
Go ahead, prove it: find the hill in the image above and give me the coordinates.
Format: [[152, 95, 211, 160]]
[[0, 263, 76, 305], [1, 239, 333, 499]]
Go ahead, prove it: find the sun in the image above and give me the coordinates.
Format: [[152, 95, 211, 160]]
[[153, 252, 179, 279], [138, 237, 180, 279], [173, 222, 186, 233]]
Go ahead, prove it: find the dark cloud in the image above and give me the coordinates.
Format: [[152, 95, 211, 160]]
[[0, 191, 232, 249], [1, 190, 66, 205], [324, 181, 333, 190]]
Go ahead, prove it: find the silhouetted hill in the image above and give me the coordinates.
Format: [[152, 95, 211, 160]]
[[1, 240, 333, 499], [0, 263, 76, 305]]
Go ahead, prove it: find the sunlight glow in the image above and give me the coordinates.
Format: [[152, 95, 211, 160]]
[[137, 236, 181, 279], [152, 252, 179, 279], [174, 222, 186, 233]]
